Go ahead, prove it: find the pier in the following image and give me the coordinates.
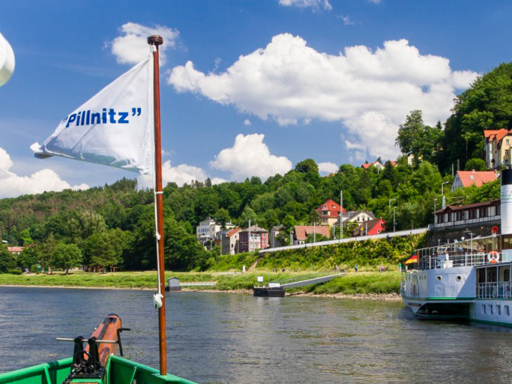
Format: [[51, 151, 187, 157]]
[[253, 273, 344, 297]]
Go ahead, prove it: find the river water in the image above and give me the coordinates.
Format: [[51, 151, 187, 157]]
[[0, 287, 511, 383]]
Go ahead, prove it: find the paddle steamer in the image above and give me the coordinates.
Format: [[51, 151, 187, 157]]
[[402, 169, 512, 326]]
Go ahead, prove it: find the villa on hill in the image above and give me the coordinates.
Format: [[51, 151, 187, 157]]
[[450, 170, 497, 191], [484, 128, 512, 169]]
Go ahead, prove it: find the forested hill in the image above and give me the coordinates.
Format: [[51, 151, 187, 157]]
[[0, 157, 499, 272], [1, 62, 510, 272]]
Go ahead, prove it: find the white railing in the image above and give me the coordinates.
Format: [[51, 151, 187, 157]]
[[418, 253, 489, 270], [477, 282, 512, 299]]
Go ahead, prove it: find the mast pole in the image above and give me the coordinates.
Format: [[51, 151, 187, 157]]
[[148, 35, 167, 376]]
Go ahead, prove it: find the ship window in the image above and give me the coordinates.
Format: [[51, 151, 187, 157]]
[[456, 275, 462, 282], [489, 305, 493, 315], [437, 276, 442, 281], [497, 305, 501, 316], [505, 269, 510, 282], [483, 305, 486, 315], [506, 306, 510, 316]]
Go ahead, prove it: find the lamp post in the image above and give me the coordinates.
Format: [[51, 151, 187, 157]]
[[441, 181, 449, 208], [434, 198, 438, 229], [340, 190, 343, 240], [389, 198, 396, 230], [393, 206, 396, 232]]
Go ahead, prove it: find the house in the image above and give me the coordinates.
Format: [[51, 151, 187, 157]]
[[316, 199, 346, 226], [342, 210, 376, 225], [293, 225, 331, 245], [221, 228, 241, 255], [362, 160, 385, 171], [450, 170, 497, 191], [7, 246, 23, 255], [238, 225, 269, 252], [352, 218, 386, 237], [196, 217, 235, 243], [385, 160, 398, 167], [196, 217, 221, 242], [484, 128, 512, 169]]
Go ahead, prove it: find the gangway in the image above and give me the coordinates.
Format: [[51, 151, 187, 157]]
[[253, 273, 343, 297]]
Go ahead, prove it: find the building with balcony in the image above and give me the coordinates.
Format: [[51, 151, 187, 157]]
[[484, 128, 512, 169], [238, 225, 269, 253]]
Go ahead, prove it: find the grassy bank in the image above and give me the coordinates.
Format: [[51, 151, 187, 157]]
[[0, 271, 401, 295]]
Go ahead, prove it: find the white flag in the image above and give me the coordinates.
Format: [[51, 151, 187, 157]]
[[32, 55, 154, 174]]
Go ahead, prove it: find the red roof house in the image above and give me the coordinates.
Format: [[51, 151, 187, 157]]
[[293, 225, 331, 244], [451, 170, 497, 191], [352, 218, 386, 237], [316, 199, 346, 226]]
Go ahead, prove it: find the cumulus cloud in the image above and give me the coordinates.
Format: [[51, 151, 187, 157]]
[[318, 162, 338, 175], [0, 148, 88, 198], [209, 133, 292, 181], [110, 23, 180, 65], [244, 119, 251, 126], [138, 160, 209, 188], [168, 34, 478, 159], [279, 0, 332, 11]]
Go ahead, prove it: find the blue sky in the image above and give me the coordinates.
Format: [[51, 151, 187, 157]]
[[1, 0, 512, 197]]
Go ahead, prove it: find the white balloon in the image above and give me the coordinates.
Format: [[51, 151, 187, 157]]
[[0, 32, 15, 86]]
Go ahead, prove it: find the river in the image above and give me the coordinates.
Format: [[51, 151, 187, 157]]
[[0, 287, 511, 383]]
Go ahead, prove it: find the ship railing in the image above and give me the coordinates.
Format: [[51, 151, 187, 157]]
[[418, 253, 488, 270], [477, 282, 512, 299]]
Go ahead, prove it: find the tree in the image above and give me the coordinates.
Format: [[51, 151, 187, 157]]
[[465, 158, 487, 171], [396, 110, 443, 165], [441, 63, 512, 171], [0, 246, 15, 272], [52, 243, 82, 274], [18, 244, 40, 272], [86, 229, 126, 270]]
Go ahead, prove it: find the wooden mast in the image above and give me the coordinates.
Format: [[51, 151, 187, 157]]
[[148, 34, 167, 376]]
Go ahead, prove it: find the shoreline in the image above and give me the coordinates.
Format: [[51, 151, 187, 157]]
[[0, 284, 401, 301]]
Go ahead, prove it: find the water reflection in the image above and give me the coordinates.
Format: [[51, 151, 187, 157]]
[[0, 287, 512, 383]]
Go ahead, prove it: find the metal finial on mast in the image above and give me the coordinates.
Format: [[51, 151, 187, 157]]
[[148, 35, 164, 46]]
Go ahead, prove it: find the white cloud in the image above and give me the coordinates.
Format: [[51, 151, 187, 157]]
[[318, 162, 338, 175], [279, 0, 332, 11], [169, 34, 478, 159], [244, 119, 251, 126], [368, 0, 381, 3], [0, 148, 88, 198], [209, 133, 292, 181], [110, 23, 179, 65], [211, 177, 228, 185], [138, 160, 208, 188]]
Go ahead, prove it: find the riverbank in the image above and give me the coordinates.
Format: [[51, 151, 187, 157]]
[[0, 270, 401, 298]]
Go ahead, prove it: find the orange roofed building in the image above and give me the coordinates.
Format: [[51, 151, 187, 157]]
[[484, 128, 512, 169], [316, 199, 346, 227], [293, 225, 331, 245], [450, 170, 497, 191]]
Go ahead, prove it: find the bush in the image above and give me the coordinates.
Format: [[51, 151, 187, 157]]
[[7, 269, 22, 275]]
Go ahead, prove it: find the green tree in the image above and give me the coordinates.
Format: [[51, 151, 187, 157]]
[[465, 158, 487, 171], [86, 229, 126, 270], [52, 243, 82, 274], [0, 246, 15, 272]]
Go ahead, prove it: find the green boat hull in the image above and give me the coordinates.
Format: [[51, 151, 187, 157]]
[[0, 355, 197, 384]]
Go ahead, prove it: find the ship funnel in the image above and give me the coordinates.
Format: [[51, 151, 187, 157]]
[[501, 169, 512, 235]]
